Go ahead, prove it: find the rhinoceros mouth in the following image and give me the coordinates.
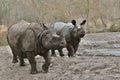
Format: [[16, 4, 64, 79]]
[[80, 33, 85, 38]]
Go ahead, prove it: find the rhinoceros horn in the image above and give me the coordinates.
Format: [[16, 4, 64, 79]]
[[43, 23, 48, 29]]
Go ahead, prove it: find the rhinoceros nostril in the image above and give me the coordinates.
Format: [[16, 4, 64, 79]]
[[80, 31, 85, 38], [81, 31, 85, 34]]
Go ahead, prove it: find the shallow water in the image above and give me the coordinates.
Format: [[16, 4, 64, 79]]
[[79, 32, 120, 56], [82, 48, 120, 56]]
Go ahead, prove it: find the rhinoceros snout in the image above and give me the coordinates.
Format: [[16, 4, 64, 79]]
[[80, 30, 85, 38]]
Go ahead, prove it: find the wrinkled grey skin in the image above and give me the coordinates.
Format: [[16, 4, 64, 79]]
[[51, 20, 86, 57], [7, 20, 66, 74]]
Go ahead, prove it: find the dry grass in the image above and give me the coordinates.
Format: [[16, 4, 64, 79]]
[[0, 25, 8, 46], [0, 0, 120, 33]]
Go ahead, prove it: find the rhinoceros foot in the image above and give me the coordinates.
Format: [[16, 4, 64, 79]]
[[68, 53, 76, 57], [30, 68, 38, 74], [59, 53, 65, 57], [42, 64, 49, 73], [51, 54, 57, 57], [12, 59, 18, 63]]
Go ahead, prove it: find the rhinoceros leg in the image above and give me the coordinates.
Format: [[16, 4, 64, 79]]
[[18, 53, 25, 66], [26, 52, 38, 74], [66, 43, 75, 57], [73, 40, 80, 54], [51, 50, 56, 57], [74, 44, 79, 54], [12, 51, 18, 63], [42, 52, 51, 73], [10, 47, 18, 63], [58, 49, 64, 57]]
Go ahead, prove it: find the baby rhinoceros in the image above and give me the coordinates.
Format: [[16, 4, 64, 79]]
[[51, 19, 86, 57], [7, 20, 66, 74]]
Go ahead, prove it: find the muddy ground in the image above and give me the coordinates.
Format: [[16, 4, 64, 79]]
[[0, 32, 120, 80]]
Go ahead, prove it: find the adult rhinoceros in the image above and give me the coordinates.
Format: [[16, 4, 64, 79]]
[[7, 20, 66, 74], [51, 19, 86, 57]]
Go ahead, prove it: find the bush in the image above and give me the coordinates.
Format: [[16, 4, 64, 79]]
[[108, 20, 120, 32]]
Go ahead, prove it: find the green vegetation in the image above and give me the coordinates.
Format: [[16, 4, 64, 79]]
[[108, 20, 120, 32], [108, 25, 120, 32]]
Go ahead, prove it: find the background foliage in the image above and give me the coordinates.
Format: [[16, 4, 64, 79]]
[[0, 0, 120, 32]]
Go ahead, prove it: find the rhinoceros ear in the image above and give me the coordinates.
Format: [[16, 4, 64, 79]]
[[43, 23, 48, 29], [71, 20, 76, 26], [80, 20, 86, 25]]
